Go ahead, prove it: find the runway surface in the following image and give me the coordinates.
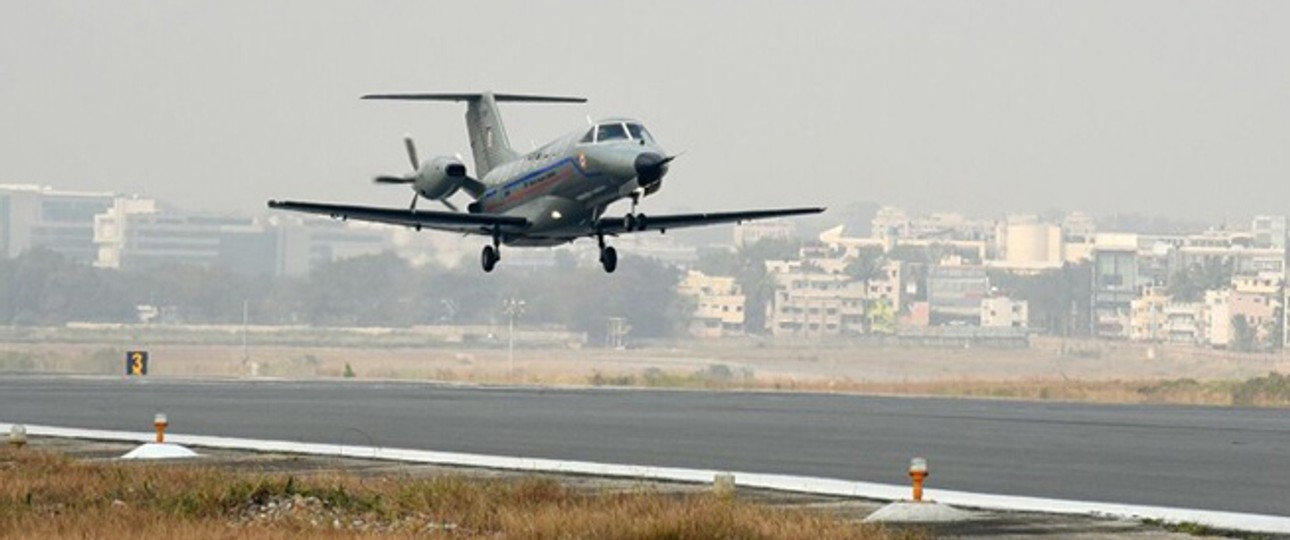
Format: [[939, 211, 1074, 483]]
[[1, 376, 1286, 516]]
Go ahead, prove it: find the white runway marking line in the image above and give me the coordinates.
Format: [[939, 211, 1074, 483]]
[[4, 422, 1288, 535]]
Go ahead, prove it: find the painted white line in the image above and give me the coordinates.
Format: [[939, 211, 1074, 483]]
[[5, 422, 1288, 534]]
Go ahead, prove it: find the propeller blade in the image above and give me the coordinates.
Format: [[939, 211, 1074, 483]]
[[440, 199, 459, 212], [403, 136, 420, 170], [373, 175, 414, 184]]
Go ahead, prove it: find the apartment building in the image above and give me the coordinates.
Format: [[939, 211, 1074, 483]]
[[677, 271, 746, 338]]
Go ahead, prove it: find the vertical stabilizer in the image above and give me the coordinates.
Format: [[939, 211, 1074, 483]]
[[362, 92, 587, 179], [463, 92, 517, 177]]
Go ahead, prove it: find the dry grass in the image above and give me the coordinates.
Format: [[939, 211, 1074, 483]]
[[5, 338, 1289, 408], [0, 448, 918, 540]]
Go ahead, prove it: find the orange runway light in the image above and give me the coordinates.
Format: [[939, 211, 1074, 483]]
[[154, 413, 168, 443], [908, 457, 929, 502]]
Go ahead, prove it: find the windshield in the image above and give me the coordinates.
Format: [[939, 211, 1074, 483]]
[[596, 123, 628, 142], [626, 123, 655, 143]]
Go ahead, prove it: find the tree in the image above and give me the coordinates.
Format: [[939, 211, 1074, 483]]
[[1232, 315, 1257, 352], [694, 238, 801, 334], [988, 261, 1092, 336], [1167, 257, 1233, 302]]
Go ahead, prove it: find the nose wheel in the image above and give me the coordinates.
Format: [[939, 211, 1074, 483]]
[[481, 244, 500, 273]]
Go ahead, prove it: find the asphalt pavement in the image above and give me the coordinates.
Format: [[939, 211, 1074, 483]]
[[1, 375, 1286, 516]]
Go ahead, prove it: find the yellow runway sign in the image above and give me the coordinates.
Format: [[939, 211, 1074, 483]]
[[126, 351, 148, 376]]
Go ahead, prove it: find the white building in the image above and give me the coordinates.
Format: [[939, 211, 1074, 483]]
[[95, 197, 395, 276], [0, 184, 115, 262], [734, 219, 796, 248], [677, 271, 746, 338], [980, 296, 1029, 328], [1251, 215, 1287, 251], [990, 215, 1064, 272]]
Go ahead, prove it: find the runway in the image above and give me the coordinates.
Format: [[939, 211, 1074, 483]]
[[1, 376, 1286, 516]]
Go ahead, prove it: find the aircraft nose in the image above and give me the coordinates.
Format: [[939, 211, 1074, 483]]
[[634, 152, 670, 187]]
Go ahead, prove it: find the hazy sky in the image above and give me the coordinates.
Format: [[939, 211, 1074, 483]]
[[3, 1, 1288, 222]]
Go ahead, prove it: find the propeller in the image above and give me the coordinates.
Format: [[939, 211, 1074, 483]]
[[371, 135, 467, 212], [404, 135, 419, 170], [634, 152, 679, 187], [372, 136, 422, 185]]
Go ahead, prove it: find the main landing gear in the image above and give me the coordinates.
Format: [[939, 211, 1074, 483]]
[[481, 232, 501, 273], [597, 234, 617, 274]]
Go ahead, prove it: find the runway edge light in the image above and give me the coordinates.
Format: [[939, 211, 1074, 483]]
[[154, 413, 168, 443], [909, 457, 929, 502]]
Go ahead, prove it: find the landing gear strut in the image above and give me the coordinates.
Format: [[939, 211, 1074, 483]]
[[597, 234, 618, 273], [624, 189, 648, 232]]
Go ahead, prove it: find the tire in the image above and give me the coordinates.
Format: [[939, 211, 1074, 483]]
[[600, 246, 618, 273], [481, 245, 498, 273]]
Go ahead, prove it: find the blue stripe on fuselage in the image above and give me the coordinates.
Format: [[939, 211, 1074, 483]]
[[483, 155, 603, 198]]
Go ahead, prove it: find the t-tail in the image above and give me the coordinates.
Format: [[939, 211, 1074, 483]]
[[361, 92, 586, 178]]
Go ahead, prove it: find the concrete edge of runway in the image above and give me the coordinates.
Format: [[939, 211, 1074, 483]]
[[5, 422, 1288, 535]]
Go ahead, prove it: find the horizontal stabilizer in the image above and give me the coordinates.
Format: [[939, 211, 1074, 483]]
[[362, 92, 586, 104]]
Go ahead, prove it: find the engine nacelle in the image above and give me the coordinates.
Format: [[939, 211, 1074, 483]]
[[414, 156, 468, 201]]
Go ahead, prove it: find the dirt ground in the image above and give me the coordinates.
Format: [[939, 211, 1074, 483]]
[[3, 336, 1288, 407]]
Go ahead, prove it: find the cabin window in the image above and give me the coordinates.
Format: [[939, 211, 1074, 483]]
[[595, 123, 628, 142]]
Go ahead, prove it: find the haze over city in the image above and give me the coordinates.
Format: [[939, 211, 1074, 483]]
[[4, 1, 1289, 221]]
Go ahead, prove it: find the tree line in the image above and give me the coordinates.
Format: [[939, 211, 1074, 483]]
[[0, 249, 691, 342]]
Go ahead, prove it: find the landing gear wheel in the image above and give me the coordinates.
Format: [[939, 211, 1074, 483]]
[[481, 245, 499, 273], [625, 214, 637, 232], [599, 245, 618, 273]]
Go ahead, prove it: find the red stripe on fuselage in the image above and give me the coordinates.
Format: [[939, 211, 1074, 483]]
[[484, 164, 574, 213]]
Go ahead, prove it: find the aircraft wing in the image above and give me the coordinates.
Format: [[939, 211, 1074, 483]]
[[267, 200, 529, 235], [595, 207, 825, 235]]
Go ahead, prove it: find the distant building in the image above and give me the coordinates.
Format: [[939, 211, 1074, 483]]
[[1251, 215, 1287, 251], [1061, 211, 1097, 242], [981, 296, 1028, 328], [677, 271, 746, 338], [273, 217, 397, 276], [94, 204, 279, 274], [926, 264, 988, 325], [990, 215, 1064, 273], [95, 197, 394, 276], [765, 269, 865, 336], [1228, 290, 1281, 344], [870, 206, 909, 243], [0, 184, 114, 262], [1129, 286, 1171, 342], [1207, 289, 1232, 347], [1092, 234, 1143, 338], [734, 219, 796, 248]]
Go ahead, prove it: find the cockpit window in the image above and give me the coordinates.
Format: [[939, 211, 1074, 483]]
[[595, 123, 628, 142], [579, 128, 595, 143], [626, 123, 655, 143]]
